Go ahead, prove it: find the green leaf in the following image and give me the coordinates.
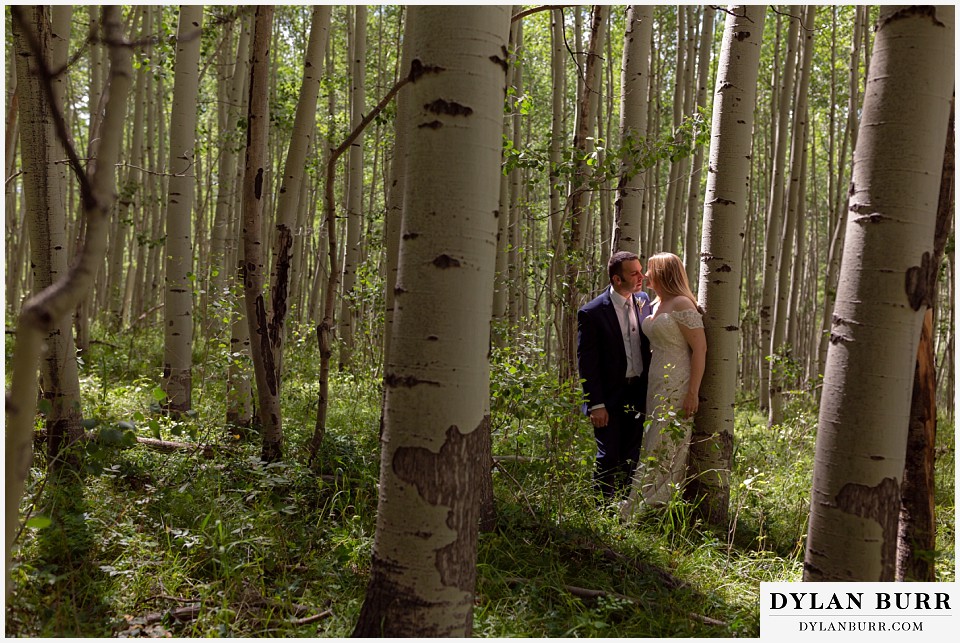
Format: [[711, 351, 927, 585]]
[[26, 515, 52, 530], [151, 387, 167, 403], [37, 399, 52, 415]]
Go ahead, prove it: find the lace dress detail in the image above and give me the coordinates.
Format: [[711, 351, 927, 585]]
[[621, 307, 703, 518]]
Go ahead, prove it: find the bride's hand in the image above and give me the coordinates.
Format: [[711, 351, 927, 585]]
[[682, 391, 699, 416]]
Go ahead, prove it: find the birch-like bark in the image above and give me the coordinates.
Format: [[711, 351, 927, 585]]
[[683, 6, 714, 286], [352, 6, 509, 635], [240, 6, 281, 461], [612, 5, 653, 255], [804, 5, 954, 582], [685, 4, 766, 527], [162, 5, 203, 413], [12, 5, 84, 468], [562, 4, 608, 381], [6, 4, 131, 594], [338, 6, 367, 371], [818, 6, 864, 382], [769, 5, 815, 426], [758, 8, 799, 411]]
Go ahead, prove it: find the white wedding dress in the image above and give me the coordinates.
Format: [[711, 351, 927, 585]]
[[621, 306, 703, 519]]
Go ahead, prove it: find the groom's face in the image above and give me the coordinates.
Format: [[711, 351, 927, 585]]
[[615, 259, 644, 295]]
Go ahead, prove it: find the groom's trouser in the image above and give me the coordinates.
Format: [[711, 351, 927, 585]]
[[593, 375, 646, 499]]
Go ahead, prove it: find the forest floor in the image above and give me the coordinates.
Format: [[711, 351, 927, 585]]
[[4, 322, 956, 637]]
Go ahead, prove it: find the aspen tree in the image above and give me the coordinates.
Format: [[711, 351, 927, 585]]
[[685, 4, 766, 526], [162, 5, 204, 413], [804, 5, 954, 582], [769, 5, 815, 426], [6, 4, 132, 594], [898, 102, 953, 582], [612, 5, 653, 256], [240, 6, 281, 460], [338, 6, 368, 371], [562, 4, 608, 381], [683, 6, 714, 286], [11, 5, 84, 468], [352, 6, 509, 635], [758, 8, 799, 411]]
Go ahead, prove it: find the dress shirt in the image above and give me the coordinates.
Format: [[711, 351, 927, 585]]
[[609, 286, 644, 379]]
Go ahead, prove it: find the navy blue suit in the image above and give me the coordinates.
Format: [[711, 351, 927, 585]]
[[577, 288, 652, 498]]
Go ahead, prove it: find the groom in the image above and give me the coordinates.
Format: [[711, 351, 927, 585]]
[[577, 251, 652, 501]]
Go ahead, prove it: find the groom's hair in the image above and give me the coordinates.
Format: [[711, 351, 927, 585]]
[[608, 251, 639, 282]]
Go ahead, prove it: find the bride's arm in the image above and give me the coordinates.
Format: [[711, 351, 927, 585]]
[[674, 305, 706, 416]]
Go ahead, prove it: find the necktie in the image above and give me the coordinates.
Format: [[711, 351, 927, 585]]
[[626, 298, 641, 374]]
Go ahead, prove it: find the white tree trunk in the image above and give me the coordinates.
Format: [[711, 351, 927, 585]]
[[353, 6, 509, 636], [6, 4, 132, 594], [769, 5, 816, 426], [339, 6, 367, 370], [759, 8, 800, 411], [612, 5, 653, 255], [804, 5, 954, 582], [686, 4, 766, 527], [12, 5, 84, 466], [162, 5, 203, 412]]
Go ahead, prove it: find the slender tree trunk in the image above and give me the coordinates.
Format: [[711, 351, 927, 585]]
[[562, 5, 608, 382], [683, 6, 714, 287], [818, 6, 864, 383], [759, 8, 800, 411], [12, 5, 85, 469], [804, 5, 954, 582], [612, 5, 653, 255], [685, 4, 766, 527], [162, 5, 203, 413], [240, 6, 282, 461], [769, 6, 815, 426], [352, 6, 509, 636], [6, 4, 132, 595], [898, 100, 954, 581]]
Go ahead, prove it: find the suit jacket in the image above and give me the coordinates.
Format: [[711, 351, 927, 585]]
[[577, 287, 653, 415]]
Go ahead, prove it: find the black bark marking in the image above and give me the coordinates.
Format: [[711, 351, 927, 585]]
[[427, 335, 439, 341], [725, 325, 739, 331], [402, 232, 420, 241], [254, 167, 264, 200], [268, 225, 293, 346], [489, 53, 509, 73], [905, 251, 935, 311], [880, 6, 945, 28], [711, 197, 735, 206], [408, 58, 445, 83], [418, 120, 443, 129], [716, 264, 732, 273], [832, 477, 901, 579], [734, 30, 750, 41], [255, 295, 279, 395], [432, 254, 461, 269], [829, 331, 852, 345], [424, 98, 473, 117], [383, 372, 442, 388], [392, 421, 487, 593]]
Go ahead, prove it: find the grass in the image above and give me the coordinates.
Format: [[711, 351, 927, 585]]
[[4, 321, 955, 636]]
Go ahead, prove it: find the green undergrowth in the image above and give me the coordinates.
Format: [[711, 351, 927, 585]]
[[4, 322, 955, 636]]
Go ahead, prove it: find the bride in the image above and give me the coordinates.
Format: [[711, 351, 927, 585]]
[[621, 252, 706, 520]]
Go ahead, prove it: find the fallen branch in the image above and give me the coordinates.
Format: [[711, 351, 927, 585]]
[[293, 609, 333, 626]]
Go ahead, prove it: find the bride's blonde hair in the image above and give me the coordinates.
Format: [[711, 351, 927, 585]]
[[647, 252, 699, 309]]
